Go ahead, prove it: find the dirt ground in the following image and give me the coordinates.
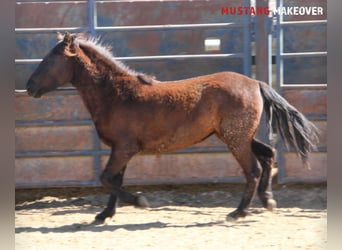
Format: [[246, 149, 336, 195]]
[[15, 183, 327, 250]]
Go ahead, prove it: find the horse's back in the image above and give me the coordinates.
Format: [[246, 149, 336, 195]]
[[157, 71, 260, 96]]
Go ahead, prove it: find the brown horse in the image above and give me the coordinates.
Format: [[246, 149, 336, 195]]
[[26, 32, 318, 222]]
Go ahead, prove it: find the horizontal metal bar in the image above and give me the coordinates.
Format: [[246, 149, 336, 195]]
[[15, 53, 244, 64], [15, 27, 85, 33], [15, 88, 78, 96], [15, 22, 242, 34], [15, 180, 98, 189], [280, 83, 327, 89], [15, 146, 230, 158], [280, 20, 327, 26], [280, 51, 327, 58], [15, 89, 28, 94], [15, 150, 101, 158], [116, 53, 244, 61], [96, 22, 243, 32], [16, 1, 88, 4], [15, 119, 94, 127], [15, 59, 42, 64]]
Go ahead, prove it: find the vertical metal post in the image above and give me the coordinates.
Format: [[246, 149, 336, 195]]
[[276, 0, 283, 90], [255, 0, 272, 85], [87, 0, 97, 37], [243, 0, 251, 77], [255, 0, 272, 144], [87, 0, 100, 183], [275, 0, 285, 182]]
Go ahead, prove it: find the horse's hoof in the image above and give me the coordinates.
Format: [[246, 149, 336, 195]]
[[137, 195, 150, 208], [95, 213, 107, 222], [226, 209, 248, 221], [266, 199, 277, 211], [95, 210, 114, 223], [92, 218, 105, 225], [226, 214, 238, 222], [94, 216, 105, 224]]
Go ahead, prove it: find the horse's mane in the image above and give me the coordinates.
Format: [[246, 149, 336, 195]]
[[73, 35, 154, 85]]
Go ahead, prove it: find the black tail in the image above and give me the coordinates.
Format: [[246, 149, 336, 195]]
[[258, 81, 319, 164]]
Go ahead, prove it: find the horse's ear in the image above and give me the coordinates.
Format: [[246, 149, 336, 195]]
[[63, 32, 74, 46], [61, 32, 77, 57], [56, 32, 64, 42]]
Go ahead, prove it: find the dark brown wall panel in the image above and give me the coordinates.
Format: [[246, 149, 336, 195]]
[[16, 1, 87, 28], [283, 152, 327, 182], [96, 0, 244, 26], [15, 156, 95, 185], [16, 125, 94, 152], [282, 89, 326, 118], [16, 92, 90, 121], [101, 152, 243, 185]]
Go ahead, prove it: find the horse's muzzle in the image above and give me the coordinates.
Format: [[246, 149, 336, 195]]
[[26, 80, 43, 98]]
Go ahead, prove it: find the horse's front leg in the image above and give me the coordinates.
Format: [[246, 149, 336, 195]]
[[95, 148, 149, 223]]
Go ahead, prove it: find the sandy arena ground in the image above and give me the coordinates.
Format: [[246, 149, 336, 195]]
[[15, 183, 326, 250]]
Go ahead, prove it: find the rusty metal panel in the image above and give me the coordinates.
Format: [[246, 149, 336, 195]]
[[283, 57, 326, 85], [15, 63, 38, 90], [101, 134, 227, 151], [282, 89, 326, 118], [275, 0, 327, 183], [15, 156, 95, 187], [282, 22, 326, 84], [15, 125, 94, 152], [16, 1, 88, 28], [124, 58, 244, 81], [16, 33, 61, 60], [276, 0, 327, 85], [98, 28, 244, 57], [96, 0, 245, 26], [312, 121, 327, 149], [283, 25, 326, 53], [278, 88, 326, 182], [282, 152, 327, 182], [15, 92, 90, 121], [101, 153, 244, 185]]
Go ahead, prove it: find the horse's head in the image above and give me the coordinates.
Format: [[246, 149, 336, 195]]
[[26, 32, 78, 98]]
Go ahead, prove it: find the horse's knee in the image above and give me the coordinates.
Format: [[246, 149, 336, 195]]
[[100, 171, 124, 189], [99, 172, 110, 189]]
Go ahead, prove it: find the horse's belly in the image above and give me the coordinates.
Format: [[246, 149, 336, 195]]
[[141, 124, 214, 153]]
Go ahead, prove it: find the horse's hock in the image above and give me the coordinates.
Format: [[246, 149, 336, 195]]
[[15, 0, 327, 189]]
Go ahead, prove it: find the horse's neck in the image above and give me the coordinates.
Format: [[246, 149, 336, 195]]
[[71, 46, 138, 121], [72, 64, 115, 122]]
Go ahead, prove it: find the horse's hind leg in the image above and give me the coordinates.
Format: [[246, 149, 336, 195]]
[[223, 140, 262, 220], [251, 138, 277, 211], [229, 150, 262, 220]]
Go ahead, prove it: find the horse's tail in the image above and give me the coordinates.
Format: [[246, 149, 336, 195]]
[[258, 81, 319, 165]]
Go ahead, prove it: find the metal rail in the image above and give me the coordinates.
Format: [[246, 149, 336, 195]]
[[275, 0, 327, 183], [15, 53, 245, 64]]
